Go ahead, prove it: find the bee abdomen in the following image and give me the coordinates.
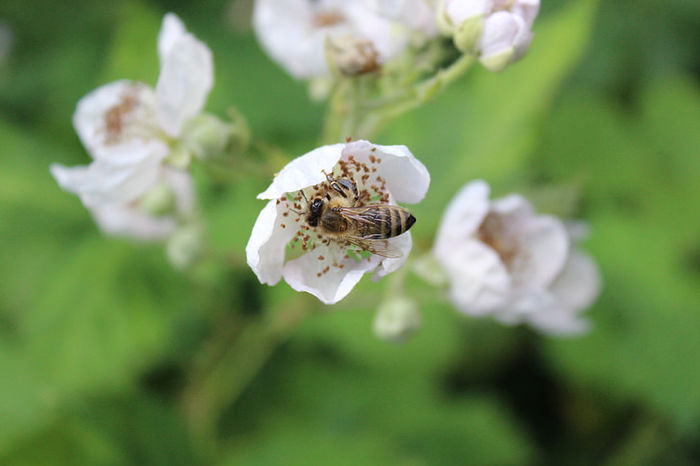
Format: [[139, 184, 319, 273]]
[[390, 207, 415, 237]]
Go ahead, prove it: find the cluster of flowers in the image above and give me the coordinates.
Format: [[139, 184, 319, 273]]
[[52, 2, 600, 337]]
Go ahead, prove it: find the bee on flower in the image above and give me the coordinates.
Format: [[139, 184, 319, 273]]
[[246, 140, 430, 304]]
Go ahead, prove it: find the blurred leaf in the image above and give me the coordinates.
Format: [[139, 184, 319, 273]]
[[222, 344, 534, 465], [0, 119, 194, 452], [0, 393, 197, 466], [539, 75, 700, 431], [99, 0, 161, 84]]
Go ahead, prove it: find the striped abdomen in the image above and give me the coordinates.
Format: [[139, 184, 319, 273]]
[[351, 205, 416, 239]]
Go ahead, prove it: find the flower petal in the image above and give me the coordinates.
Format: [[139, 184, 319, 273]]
[[343, 141, 430, 204], [253, 0, 338, 79], [257, 143, 345, 200], [156, 31, 214, 137], [479, 11, 521, 59], [434, 180, 491, 262], [91, 203, 177, 240], [372, 231, 412, 281], [282, 243, 381, 304], [158, 13, 187, 64], [246, 200, 301, 285], [72, 80, 157, 156], [51, 139, 169, 207], [508, 214, 570, 289], [440, 239, 511, 315], [445, 0, 492, 25], [549, 249, 601, 311]]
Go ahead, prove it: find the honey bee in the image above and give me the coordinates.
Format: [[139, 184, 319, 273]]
[[302, 171, 416, 257]]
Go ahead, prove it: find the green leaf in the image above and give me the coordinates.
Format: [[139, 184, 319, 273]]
[[538, 75, 700, 431]]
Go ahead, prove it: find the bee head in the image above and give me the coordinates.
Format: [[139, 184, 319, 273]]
[[307, 197, 325, 227]]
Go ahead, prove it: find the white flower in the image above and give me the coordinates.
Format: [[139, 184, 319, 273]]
[[51, 165, 195, 240], [438, 0, 539, 71], [433, 180, 601, 335], [246, 140, 430, 304], [50, 13, 211, 239], [363, 0, 439, 38], [253, 0, 435, 79]]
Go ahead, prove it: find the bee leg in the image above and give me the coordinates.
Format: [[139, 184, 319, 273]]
[[300, 189, 309, 205], [338, 178, 359, 202]]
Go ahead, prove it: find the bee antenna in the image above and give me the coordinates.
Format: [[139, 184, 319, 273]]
[[300, 189, 309, 204]]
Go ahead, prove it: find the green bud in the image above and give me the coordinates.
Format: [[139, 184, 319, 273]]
[[412, 253, 450, 287], [140, 182, 175, 216], [181, 112, 249, 162], [166, 145, 192, 169], [480, 47, 515, 72], [373, 296, 421, 343], [166, 224, 203, 270], [454, 16, 484, 54]]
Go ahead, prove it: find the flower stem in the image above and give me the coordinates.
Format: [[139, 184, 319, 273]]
[[181, 295, 316, 456], [357, 54, 476, 139]]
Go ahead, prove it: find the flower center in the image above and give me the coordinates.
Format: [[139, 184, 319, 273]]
[[101, 84, 159, 146], [277, 151, 390, 277], [477, 212, 519, 270], [312, 10, 346, 28]]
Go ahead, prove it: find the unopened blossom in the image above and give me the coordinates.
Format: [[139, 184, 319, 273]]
[[438, 0, 540, 71], [253, 0, 436, 79], [50, 13, 212, 239], [373, 295, 421, 342], [246, 140, 430, 304], [433, 181, 600, 335]]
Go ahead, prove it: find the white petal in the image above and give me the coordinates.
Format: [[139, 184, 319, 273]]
[[434, 180, 491, 262], [51, 139, 169, 207], [158, 13, 187, 64], [72, 81, 157, 156], [253, 0, 337, 79], [549, 249, 601, 311], [163, 168, 195, 217], [527, 307, 590, 336], [156, 33, 214, 137], [514, 0, 540, 28], [440, 239, 511, 315], [372, 231, 412, 281], [343, 140, 430, 204], [341, 2, 411, 62], [91, 203, 177, 240], [479, 11, 521, 59], [246, 200, 300, 285], [445, 0, 492, 25], [509, 214, 570, 289], [257, 143, 345, 200], [282, 243, 381, 304]]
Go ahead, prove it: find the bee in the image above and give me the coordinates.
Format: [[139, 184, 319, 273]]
[[302, 171, 416, 257]]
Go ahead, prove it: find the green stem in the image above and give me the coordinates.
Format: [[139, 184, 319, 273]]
[[181, 295, 316, 455], [358, 54, 476, 139]]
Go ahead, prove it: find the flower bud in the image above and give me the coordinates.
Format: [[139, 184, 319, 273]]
[[141, 181, 176, 216], [166, 224, 203, 270], [326, 35, 381, 76], [373, 296, 421, 342], [438, 0, 540, 71], [181, 111, 249, 162]]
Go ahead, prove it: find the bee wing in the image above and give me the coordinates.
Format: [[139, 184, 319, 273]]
[[333, 205, 385, 225], [345, 236, 403, 258]]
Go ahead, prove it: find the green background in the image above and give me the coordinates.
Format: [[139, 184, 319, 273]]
[[1, 0, 699, 464]]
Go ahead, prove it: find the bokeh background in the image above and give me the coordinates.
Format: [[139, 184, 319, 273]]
[[1, 0, 699, 464]]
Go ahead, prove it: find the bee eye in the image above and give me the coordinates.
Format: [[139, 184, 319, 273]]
[[310, 199, 323, 213]]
